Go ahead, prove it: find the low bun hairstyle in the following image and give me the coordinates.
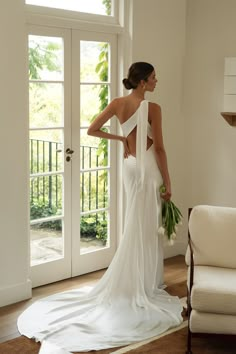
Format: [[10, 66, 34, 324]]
[[123, 62, 154, 90], [122, 78, 133, 90]]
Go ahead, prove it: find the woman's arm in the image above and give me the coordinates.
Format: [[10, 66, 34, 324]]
[[87, 99, 130, 158], [149, 103, 171, 201]]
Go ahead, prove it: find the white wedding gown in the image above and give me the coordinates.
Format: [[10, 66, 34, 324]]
[[18, 100, 183, 353]]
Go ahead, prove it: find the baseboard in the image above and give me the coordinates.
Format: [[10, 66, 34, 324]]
[[164, 240, 187, 259], [0, 279, 32, 307]]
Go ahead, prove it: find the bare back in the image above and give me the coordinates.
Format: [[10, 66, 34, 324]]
[[114, 97, 153, 156]]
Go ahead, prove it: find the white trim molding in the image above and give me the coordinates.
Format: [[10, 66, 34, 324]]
[[0, 279, 32, 308], [164, 240, 187, 259]]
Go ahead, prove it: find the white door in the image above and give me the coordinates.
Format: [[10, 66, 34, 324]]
[[28, 26, 117, 286], [71, 30, 117, 276]]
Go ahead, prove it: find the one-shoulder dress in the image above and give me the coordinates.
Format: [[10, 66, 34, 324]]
[[17, 100, 183, 353]]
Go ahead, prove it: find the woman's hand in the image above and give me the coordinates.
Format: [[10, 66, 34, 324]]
[[122, 137, 130, 159], [160, 184, 171, 201]]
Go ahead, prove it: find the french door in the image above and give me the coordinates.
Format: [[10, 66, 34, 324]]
[[71, 30, 117, 276], [28, 25, 117, 287]]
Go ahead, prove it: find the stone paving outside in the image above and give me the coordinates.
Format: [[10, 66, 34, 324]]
[[30, 229, 105, 266]]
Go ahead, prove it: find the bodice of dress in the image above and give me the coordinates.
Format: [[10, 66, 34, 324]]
[[121, 100, 152, 138]]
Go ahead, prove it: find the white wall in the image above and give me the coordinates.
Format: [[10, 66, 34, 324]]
[[184, 0, 236, 209], [0, 0, 31, 306], [2, 0, 236, 307], [132, 0, 188, 257]]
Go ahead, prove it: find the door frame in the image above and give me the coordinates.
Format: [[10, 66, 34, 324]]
[[28, 25, 119, 286]]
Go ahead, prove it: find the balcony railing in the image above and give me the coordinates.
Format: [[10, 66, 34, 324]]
[[30, 139, 62, 208], [30, 138, 107, 220]]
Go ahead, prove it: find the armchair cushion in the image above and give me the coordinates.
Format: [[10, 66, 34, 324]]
[[189, 205, 236, 268], [190, 266, 236, 315], [190, 310, 236, 334]]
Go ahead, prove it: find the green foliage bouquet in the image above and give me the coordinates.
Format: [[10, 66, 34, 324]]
[[158, 185, 183, 245]]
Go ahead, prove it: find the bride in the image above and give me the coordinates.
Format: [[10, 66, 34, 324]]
[[18, 62, 183, 353]]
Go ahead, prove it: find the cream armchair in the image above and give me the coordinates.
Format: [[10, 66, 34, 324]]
[[185, 205, 236, 354]]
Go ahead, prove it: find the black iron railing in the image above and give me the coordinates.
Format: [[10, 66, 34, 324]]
[[30, 139, 62, 208], [30, 139, 108, 241], [30, 139, 107, 214]]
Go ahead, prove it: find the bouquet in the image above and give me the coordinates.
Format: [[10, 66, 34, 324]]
[[158, 185, 183, 245]]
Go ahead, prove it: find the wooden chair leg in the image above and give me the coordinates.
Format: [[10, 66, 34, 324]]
[[186, 326, 192, 354], [186, 288, 193, 354]]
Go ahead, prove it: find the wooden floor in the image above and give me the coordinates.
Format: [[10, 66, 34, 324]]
[[0, 255, 187, 344]]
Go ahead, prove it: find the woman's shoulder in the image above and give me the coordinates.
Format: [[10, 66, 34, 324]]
[[110, 96, 131, 117], [148, 101, 161, 110], [111, 96, 127, 105], [148, 101, 162, 117], [109, 96, 127, 111]]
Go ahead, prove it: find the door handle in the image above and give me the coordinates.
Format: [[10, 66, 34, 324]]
[[65, 148, 74, 162], [66, 148, 74, 155]]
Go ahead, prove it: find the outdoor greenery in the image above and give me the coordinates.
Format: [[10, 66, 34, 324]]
[[80, 213, 107, 244], [29, 38, 61, 80], [31, 202, 62, 231], [79, 41, 109, 242], [102, 0, 111, 15]]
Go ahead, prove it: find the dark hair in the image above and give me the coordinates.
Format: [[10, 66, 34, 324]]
[[122, 62, 154, 90]]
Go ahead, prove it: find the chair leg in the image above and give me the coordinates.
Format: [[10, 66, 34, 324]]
[[186, 325, 192, 354], [186, 289, 193, 354]]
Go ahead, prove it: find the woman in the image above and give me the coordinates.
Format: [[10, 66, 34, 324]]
[[18, 62, 183, 353], [88, 62, 171, 202]]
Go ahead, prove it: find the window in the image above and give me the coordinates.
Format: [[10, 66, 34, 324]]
[[28, 35, 65, 266], [79, 39, 111, 253], [25, 0, 112, 16]]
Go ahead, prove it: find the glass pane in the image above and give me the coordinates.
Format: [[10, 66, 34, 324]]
[[80, 170, 109, 212], [30, 175, 63, 220], [29, 35, 63, 81], [80, 41, 109, 82], [26, 0, 111, 16], [30, 130, 63, 173], [29, 83, 63, 128], [30, 220, 63, 266], [80, 129, 109, 169], [80, 211, 109, 254], [80, 84, 109, 127]]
